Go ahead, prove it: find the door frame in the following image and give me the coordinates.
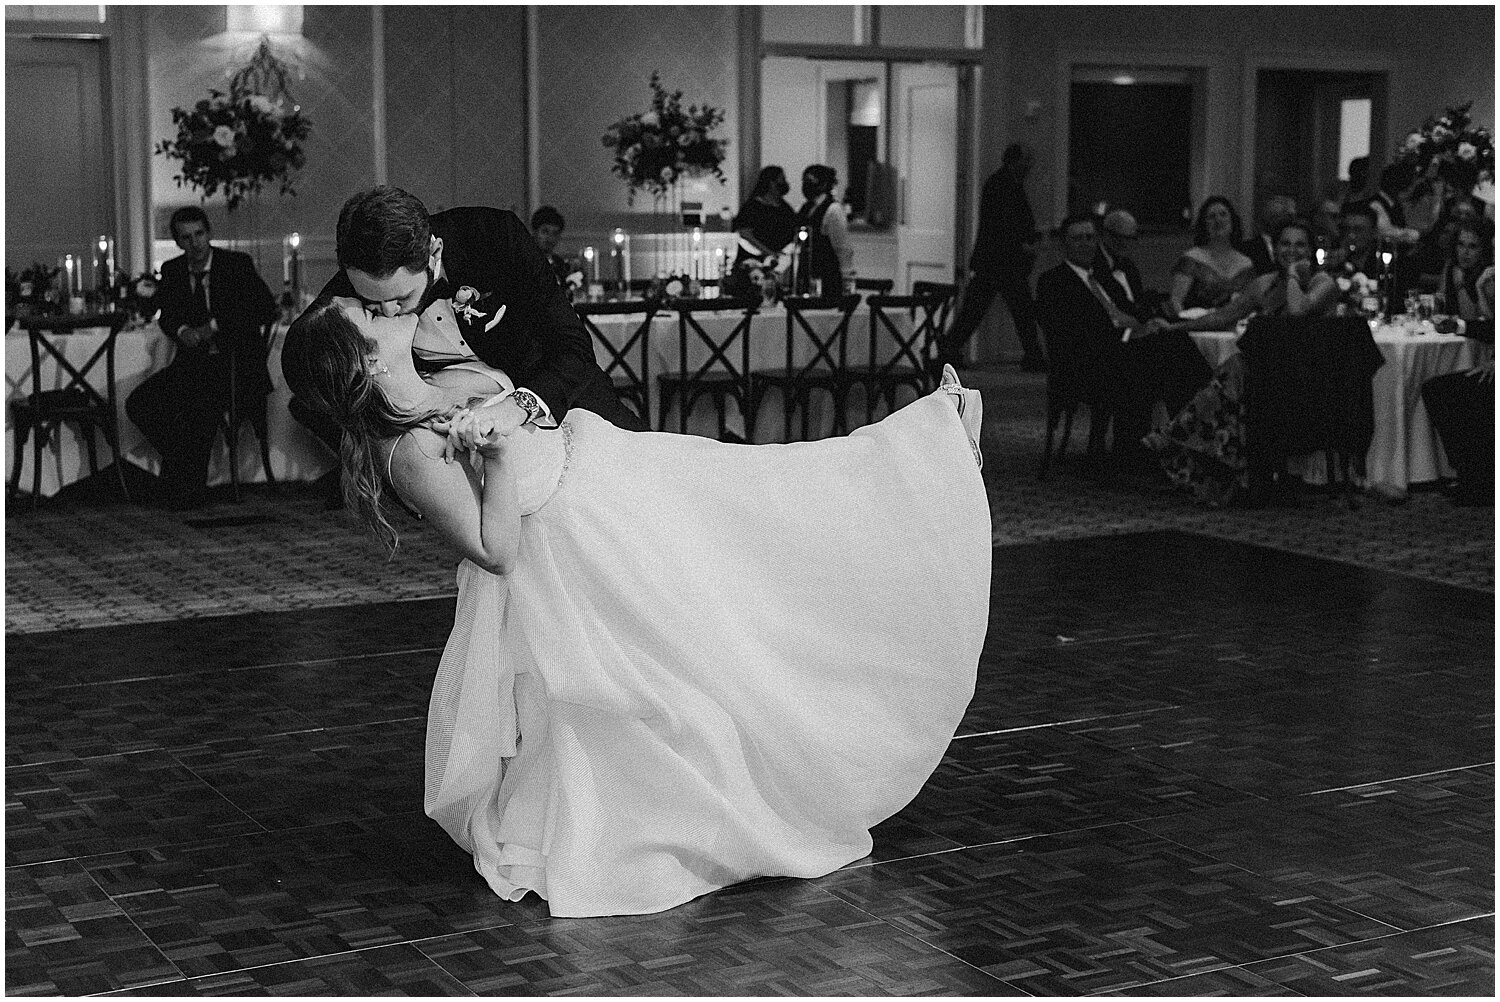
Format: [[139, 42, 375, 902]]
[[740, 13, 983, 287], [1238, 50, 1392, 221], [6, 12, 152, 276], [891, 61, 961, 290], [1053, 45, 1228, 227]]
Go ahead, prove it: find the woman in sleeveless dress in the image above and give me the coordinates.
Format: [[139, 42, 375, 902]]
[[1168, 196, 1257, 317], [1144, 219, 1339, 505], [281, 297, 991, 918]]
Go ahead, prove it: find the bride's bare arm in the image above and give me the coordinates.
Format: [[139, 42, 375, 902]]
[[388, 427, 521, 575]]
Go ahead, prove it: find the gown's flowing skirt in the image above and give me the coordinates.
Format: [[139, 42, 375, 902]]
[[425, 390, 991, 917]]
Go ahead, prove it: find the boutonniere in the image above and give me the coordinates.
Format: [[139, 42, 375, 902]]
[[451, 286, 508, 331]]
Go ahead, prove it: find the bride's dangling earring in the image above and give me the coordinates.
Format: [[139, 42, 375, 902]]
[[366, 356, 390, 377]]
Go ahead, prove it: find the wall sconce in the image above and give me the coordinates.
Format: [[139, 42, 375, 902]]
[[227, 5, 303, 37]]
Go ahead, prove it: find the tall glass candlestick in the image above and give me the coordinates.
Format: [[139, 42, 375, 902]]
[[1380, 248, 1394, 317], [289, 232, 302, 305], [582, 245, 600, 301], [611, 228, 630, 293], [95, 235, 114, 298]]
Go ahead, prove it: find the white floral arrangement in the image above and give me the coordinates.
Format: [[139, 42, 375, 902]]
[[1391, 102, 1494, 203], [602, 72, 728, 204], [155, 41, 312, 211]]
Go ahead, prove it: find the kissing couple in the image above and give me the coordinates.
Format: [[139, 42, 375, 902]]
[[281, 186, 991, 917]]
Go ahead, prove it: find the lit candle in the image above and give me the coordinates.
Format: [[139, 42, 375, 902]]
[[289, 232, 302, 303], [611, 228, 630, 290], [1380, 249, 1394, 316], [795, 226, 810, 295], [96, 234, 113, 295]]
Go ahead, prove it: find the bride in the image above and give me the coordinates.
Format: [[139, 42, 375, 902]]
[[281, 297, 992, 918]]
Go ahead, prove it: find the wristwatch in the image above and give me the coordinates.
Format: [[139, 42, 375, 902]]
[[508, 388, 544, 424]]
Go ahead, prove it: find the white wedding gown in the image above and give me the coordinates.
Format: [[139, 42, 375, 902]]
[[424, 386, 991, 917]]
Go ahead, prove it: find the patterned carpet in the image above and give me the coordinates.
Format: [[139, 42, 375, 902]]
[[5, 368, 1492, 633]]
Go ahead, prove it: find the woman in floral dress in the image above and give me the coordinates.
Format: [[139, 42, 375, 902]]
[[1144, 219, 1339, 505]]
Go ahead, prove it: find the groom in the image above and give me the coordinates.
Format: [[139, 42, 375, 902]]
[[287, 186, 642, 460]]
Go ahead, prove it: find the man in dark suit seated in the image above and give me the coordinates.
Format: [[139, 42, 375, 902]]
[[1324, 202, 1382, 279], [1037, 214, 1211, 464], [286, 187, 643, 501], [1094, 209, 1159, 320], [530, 205, 573, 287], [1423, 319, 1494, 506], [126, 206, 277, 509], [1239, 195, 1297, 276]]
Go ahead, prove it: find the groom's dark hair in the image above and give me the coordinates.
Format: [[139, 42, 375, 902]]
[[336, 186, 432, 277]]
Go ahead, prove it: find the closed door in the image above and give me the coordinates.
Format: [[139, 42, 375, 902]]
[[892, 63, 957, 292], [5, 37, 114, 275]]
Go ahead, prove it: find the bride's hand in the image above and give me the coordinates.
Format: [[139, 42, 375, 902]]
[[447, 404, 520, 460]]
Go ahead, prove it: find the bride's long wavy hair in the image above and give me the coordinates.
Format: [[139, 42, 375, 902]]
[[281, 301, 442, 554]]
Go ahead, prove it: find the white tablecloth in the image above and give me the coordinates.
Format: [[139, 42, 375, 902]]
[[1189, 329, 1480, 495], [7, 306, 917, 496], [6, 323, 333, 497], [588, 304, 913, 441]]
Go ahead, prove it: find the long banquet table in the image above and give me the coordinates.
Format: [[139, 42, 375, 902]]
[[1188, 327, 1483, 496], [5, 321, 333, 497], [587, 303, 913, 441], [6, 304, 914, 497]]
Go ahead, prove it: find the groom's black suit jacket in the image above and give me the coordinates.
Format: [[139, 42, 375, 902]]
[[295, 206, 638, 430]]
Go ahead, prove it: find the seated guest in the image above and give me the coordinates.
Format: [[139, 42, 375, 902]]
[[1423, 321, 1494, 506], [1437, 220, 1496, 321], [1311, 181, 1344, 253], [1369, 162, 1422, 246], [126, 206, 277, 509], [1324, 202, 1382, 279], [1094, 209, 1155, 319], [1239, 195, 1298, 276], [1037, 214, 1210, 463], [1404, 197, 1483, 294], [1144, 219, 1340, 505], [1168, 196, 1256, 317], [530, 205, 572, 285]]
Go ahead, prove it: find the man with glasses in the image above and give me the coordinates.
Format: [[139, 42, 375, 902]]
[[1093, 209, 1155, 321]]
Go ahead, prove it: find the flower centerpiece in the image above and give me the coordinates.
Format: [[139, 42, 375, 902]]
[[601, 72, 728, 205], [155, 39, 312, 211], [1390, 102, 1494, 204], [1332, 269, 1382, 317], [118, 271, 160, 324]]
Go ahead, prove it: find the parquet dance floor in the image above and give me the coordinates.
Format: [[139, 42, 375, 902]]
[[6, 531, 1493, 996]]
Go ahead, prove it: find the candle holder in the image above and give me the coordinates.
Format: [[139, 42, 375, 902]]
[[610, 228, 631, 298], [93, 235, 115, 307], [1379, 248, 1395, 319], [58, 253, 85, 314], [582, 245, 602, 301], [287, 232, 303, 307]]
